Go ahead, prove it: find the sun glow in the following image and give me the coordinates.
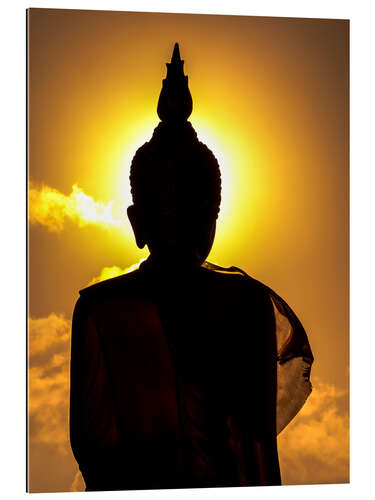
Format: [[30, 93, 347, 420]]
[[115, 117, 157, 225], [114, 117, 239, 236], [107, 109, 265, 271], [192, 121, 234, 228], [115, 115, 242, 248]]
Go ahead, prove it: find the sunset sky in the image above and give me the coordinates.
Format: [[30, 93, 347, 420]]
[[27, 8, 349, 492]]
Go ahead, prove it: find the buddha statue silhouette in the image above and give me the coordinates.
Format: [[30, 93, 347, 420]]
[[70, 43, 314, 491]]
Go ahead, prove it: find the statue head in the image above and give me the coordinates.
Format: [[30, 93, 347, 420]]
[[128, 44, 221, 265]]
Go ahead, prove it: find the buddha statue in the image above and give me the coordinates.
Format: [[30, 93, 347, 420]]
[[70, 43, 313, 492]]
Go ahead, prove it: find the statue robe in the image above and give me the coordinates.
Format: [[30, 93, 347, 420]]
[[70, 259, 313, 491]]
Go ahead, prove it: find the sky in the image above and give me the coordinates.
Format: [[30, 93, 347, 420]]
[[27, 8, 349, 492]]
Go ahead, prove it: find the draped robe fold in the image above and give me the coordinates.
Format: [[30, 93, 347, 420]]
[[70, 260, 313, 491]]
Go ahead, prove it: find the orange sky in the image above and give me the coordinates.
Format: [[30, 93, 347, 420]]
[[27, 8, 349, 492]]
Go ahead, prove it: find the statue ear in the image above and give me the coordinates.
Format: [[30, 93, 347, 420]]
[[127, 205, 146, 249]]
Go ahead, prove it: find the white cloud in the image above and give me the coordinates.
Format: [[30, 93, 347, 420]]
[[29, 182, 122, 232], [87, 258, 146, 285]]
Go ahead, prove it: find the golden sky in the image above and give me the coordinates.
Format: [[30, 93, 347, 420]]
[[27, 8, 349, 492]]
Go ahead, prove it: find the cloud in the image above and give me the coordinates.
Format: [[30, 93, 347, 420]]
[[278, 377, 349, 485], [28, 314, 71, 450], [29, 182, 122, 232], [28, 314, 84, 492], [87, 258, 147, 285]]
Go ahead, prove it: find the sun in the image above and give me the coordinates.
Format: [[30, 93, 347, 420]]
[[114, 116, 237, 234]]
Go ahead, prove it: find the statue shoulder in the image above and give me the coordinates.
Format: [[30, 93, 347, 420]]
[[199, 263, 273, 317], [201, 261, 269, 299], [78, 269, 143, 304]]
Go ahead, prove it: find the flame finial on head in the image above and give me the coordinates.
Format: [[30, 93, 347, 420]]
[[171, 42, 181, 64], [157, 43, 193, 123]]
